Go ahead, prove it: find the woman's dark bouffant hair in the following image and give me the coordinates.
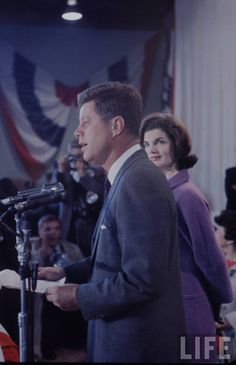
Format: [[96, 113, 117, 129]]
[[139, 112, 198, 170]]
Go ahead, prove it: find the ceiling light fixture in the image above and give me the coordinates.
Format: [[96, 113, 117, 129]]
[[61, 0, 83, 21]]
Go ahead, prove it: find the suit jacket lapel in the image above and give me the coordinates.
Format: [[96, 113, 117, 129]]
[[89, 149, 146, 275]]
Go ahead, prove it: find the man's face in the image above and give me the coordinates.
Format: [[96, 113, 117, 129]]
[[38, 220, 61, 247], [74, 101, 114, 168]]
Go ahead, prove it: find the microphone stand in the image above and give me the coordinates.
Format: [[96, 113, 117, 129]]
[[15, 209, 33, 363], [0, 182, 65, 362]]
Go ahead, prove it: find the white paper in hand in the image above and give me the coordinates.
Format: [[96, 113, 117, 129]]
[[0, 269, 65, 293]]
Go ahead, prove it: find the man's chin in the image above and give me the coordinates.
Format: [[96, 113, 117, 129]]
[[83, 153, 95, 164]]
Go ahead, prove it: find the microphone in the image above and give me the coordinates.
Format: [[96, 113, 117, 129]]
[[0, 182, 65, 209], [31, 261, 39, 292]]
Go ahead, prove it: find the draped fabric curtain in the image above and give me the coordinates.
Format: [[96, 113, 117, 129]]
[[0, 33, 158, 182], [174, 0, 236, 212]]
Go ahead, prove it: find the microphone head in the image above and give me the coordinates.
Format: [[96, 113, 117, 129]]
[[40, 182, 65, 195], [0, 182, 65, 208]]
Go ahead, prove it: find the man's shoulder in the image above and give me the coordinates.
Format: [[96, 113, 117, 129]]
[[61, 240, 84, 257], [62, 239, 78, 248], [124, 151, 167, 181]]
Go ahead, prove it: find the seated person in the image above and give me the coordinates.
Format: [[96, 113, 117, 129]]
[[214, 210, 236, 362], [31, 214, 87, 361], [51, 139, 105, 256], [31, 214, 84, 267]]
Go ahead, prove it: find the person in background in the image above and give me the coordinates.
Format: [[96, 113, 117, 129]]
[[31, 214, 87, 361], [140, 112, 233, 362], [31, 214, 84, 267], [225, 167, 236, 211], [214, 210, 236, 362], [51, 139, 105, 257], [0, 178, 19, 347], [38, 81, 186, 363]]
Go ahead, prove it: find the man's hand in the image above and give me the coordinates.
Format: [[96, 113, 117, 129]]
[[45, 284, 80, 311], [38, 266, 65, 281], [215, 318, 232, 330]]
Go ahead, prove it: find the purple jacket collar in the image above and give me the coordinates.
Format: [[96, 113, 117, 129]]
[[168, 169, 189, 189]]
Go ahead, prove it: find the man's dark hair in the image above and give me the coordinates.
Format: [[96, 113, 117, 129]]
[[38, 214, 62, 230], [77, 81, 143, 136]]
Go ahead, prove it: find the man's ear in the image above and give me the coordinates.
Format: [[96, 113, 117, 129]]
[[111, 116, 125, 137]]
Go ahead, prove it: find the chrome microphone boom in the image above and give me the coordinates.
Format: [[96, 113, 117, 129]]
[[0, 182, 65, 207]]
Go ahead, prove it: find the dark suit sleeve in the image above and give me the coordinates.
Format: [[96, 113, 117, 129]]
[[64, 257, 91, 284]]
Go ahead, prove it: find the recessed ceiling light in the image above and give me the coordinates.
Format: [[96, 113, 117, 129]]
[[61, 0, 83, 21]]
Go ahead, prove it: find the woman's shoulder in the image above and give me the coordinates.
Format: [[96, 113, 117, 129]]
[[176, 178, 207, 203], [174, 178, 211, 219]]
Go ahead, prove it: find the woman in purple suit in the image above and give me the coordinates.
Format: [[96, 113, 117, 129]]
[[140, 113, 233, 363]]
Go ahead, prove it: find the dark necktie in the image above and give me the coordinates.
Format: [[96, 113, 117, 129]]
[[104, 177, 111, 200]]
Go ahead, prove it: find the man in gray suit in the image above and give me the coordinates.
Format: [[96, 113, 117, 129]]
[[38, 82, 186, 363]]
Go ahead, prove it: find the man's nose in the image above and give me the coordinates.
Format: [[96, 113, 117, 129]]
[[73, 129, 79, 138], [74, 125, 82, 138]]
